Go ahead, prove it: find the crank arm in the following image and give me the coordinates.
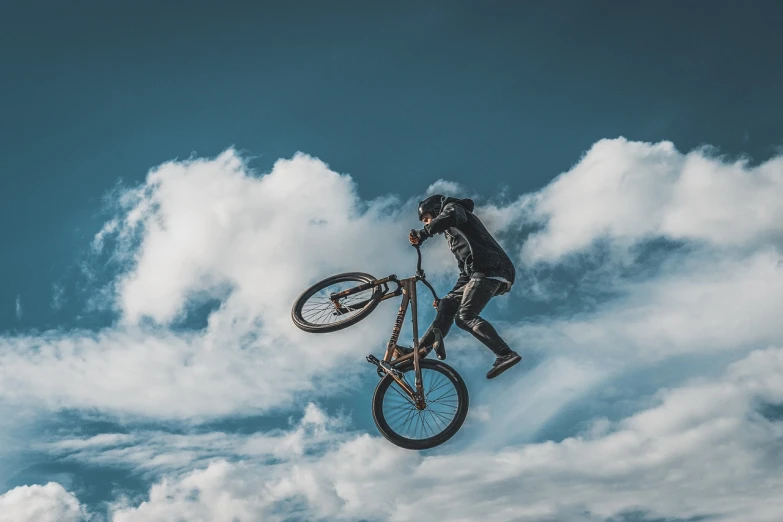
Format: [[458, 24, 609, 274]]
[[366, 354, 417, 399]]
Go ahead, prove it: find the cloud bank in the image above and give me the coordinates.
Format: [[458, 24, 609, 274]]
[[80, 348, 783, 522], [0, 483, 84, 522], [510, 138, 783, 264], [1, 137, 781, 521]]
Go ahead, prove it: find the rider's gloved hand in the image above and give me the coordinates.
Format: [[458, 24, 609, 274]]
[[409, 229, 429, 246]]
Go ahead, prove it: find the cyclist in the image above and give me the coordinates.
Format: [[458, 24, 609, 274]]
[[403, 194, 521, 379]]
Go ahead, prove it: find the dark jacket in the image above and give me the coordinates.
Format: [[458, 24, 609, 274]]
[[421, 197, 515, 293]]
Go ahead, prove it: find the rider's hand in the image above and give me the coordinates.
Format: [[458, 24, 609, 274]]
[[433, 299, 440, 309], [409, 229, 427, 246]]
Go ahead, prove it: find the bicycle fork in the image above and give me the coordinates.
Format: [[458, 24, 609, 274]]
[[366, 277, 426, 409]]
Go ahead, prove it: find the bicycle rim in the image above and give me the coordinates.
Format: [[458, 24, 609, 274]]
[[372, 359, 468, 450], [292, 272, 381, 333]]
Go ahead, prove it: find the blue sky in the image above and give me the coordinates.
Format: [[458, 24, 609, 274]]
[[1, 2, 782, 521]]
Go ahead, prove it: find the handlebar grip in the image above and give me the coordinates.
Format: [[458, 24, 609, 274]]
[[409, 229, 422, 248]]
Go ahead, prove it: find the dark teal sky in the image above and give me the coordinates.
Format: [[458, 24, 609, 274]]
[[1, 0, 782, 330]]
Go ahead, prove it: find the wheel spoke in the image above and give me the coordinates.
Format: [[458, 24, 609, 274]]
[[425, 408, 454, 425], [308, 305, 333, 324], [388, 384, 415, 405], [386, 408, 416, 427], [427, 379, 452, 396], [295, 276, 379, 329], [380, 364, 463, 443], [428, 402, 457, 412], [429, 389, 457, 403], [420, 411, 436, 437], [425, 410, 448, 431], [400, 408, 418, 436]]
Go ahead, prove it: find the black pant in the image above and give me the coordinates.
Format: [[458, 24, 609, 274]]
[[419, 276, 512, 356]]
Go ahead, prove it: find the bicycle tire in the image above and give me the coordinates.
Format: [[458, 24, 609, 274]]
[[372, 359, 469, 450], [291, 272, 382, 333]]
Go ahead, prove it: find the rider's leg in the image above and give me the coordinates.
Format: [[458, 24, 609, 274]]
[[395, 291, 462, 359], [454, 277, 512, 355], [454, 277, 521, 378], [418, 292, 460, 349]]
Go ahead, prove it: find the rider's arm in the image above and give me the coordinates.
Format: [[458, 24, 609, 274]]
[[423, 203, 467, 237]]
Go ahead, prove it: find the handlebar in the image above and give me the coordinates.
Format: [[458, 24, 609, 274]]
[[411, 230, 439, 303]]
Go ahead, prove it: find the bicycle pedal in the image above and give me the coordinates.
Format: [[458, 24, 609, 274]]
[[377, 360, 403, 379], [366, 354, 380, 366]]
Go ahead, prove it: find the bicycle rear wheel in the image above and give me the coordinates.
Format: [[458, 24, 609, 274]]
[[372, 359, 469, 450], [291, 272, 382, 333]]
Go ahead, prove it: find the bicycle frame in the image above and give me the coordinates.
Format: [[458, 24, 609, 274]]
[[348, 245, 439, 408]]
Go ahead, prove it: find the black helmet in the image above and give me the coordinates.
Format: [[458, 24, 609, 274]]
[[418, 194, 444, 221]]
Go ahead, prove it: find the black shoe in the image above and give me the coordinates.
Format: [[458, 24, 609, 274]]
[[433, 342, 446, 360], [486, 351, 521, 379], [432, 328, 446, 360]]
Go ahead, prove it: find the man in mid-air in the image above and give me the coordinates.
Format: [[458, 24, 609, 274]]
[[405, 194, 521, 379]]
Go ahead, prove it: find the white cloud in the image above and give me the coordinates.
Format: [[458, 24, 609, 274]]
[[0, 151, 451, 419], [51, 284, 65, 311], [0, 320, 388, 418], [425, 179, 465, 197], [97, 150, 421, 326], [93, 348, 783, 522], [506, 247, 783, 364], [0, 483, 85, 522], [3, 142, 776, 420], [1, 139, 783, 522], [44, 403, 350, 476], [515, 138, 783, 264], [467, 356, 608, 450], [14, 296, 22, 321]]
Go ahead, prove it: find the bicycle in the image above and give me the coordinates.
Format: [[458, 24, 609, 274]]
[[291, 235, 469, 450]]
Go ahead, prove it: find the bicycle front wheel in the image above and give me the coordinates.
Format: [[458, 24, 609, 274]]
[[372, 359, 469, 450], [291, 272, 382, 333]]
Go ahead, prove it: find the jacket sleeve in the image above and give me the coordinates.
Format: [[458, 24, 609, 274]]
[[423, 203, 467, 237]]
